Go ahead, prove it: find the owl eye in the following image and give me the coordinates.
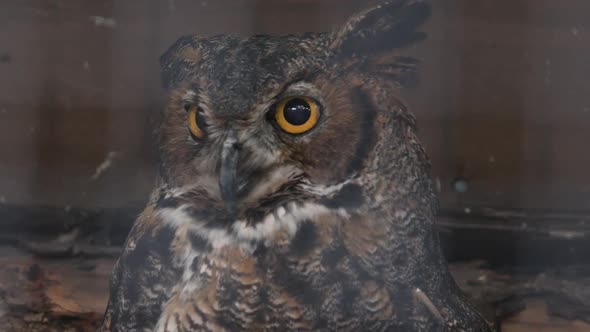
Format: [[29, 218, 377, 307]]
[[186, 105, 207, 139], [274, 96, 320, 135]]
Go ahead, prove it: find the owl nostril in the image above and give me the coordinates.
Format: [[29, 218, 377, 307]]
[[232, 142, 243, 151], [222, 132, 239, 149]]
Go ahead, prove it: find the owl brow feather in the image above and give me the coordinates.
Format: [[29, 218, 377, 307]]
[[267, 69, 324, 101]]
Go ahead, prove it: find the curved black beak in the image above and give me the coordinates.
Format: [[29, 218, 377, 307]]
[[219, 131, 241, 213]]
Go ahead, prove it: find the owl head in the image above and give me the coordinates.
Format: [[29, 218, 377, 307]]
[[157, 0, 431, 217]]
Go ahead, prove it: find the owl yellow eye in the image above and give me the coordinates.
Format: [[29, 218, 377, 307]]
[[274, 96, 320, 135], [187, 105, 207, 139]]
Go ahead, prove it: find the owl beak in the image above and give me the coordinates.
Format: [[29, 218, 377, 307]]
[[219, 132, 241, 212]]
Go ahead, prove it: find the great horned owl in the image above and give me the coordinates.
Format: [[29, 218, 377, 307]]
[[101, 1, 492, 331]]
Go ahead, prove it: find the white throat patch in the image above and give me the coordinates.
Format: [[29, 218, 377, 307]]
[[157, 201, 348, 252], [157, 176, 357, 251]]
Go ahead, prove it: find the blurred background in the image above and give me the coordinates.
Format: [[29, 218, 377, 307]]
[[0, 0, 589, 331]]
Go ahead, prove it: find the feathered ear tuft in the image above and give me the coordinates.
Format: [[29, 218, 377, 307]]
[[365, 54, 421, 88], [159, 35, 203, 89], [329, 0, 431, 56]]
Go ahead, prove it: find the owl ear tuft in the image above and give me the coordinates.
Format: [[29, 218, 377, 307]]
[[159, 35, 203, 89], [329, 0, 431, 56]]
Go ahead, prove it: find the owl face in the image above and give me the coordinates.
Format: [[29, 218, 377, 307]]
[[158, 1, 430, 216]]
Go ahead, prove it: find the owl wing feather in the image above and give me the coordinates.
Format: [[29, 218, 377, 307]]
[[100, 206, 181, 332]]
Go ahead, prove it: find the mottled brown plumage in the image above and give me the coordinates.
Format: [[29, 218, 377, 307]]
[[101, 1, 493, 331]]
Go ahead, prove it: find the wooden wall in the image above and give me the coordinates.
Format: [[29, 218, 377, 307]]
[[0, 0, 589, 211]]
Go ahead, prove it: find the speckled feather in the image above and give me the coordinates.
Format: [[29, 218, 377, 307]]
[[101, 1, 493, 331]]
